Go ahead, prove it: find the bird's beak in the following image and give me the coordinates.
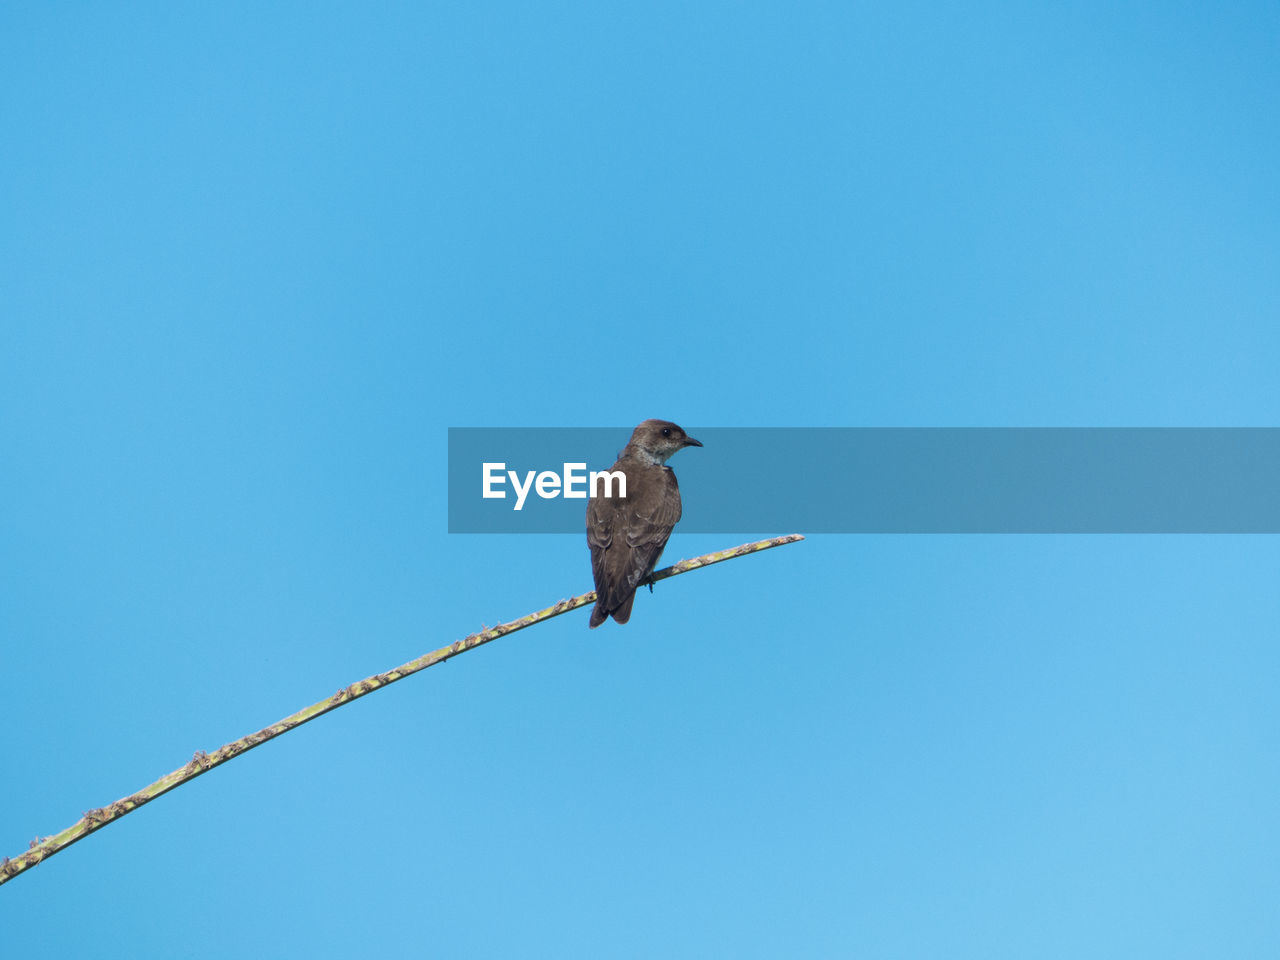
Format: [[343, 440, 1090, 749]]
[[683, 436, 703, 448]]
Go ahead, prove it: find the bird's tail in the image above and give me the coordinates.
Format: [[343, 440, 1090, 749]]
[[588, 602, 608, 628], [609, 592, 635, 625], [588, 591, 636, 628]]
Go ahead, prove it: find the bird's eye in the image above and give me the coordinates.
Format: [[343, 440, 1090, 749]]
[[661, 428, 671, 437]]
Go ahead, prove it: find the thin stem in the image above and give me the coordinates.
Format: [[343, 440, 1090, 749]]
[[1, 534, 804, 887]]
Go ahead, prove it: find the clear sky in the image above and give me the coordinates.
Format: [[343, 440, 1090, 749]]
[[2, 2, 1278, 957]]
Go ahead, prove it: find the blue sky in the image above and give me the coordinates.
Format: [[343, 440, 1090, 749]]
[[2, 2, 1277, 956]]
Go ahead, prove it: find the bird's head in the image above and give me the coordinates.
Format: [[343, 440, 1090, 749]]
[[626, 419, 703, 465]]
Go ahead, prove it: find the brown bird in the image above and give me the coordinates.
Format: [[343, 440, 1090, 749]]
[[586, 419, 702, 627]]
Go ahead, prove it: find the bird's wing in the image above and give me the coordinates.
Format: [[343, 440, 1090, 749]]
[[624, 480, 682, 547], [586, 493, 613, 551], [586, 492, 619, 608], [617, 477, 682, 589], [587, 466, 683, 619]]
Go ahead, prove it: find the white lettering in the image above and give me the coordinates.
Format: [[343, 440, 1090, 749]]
[[509, 469, 536, 511], [535, 470, 561, 499], [482, 463, 506, 499], [484, 463, 627, 508], [562, 463, 587, 499], [591, 470, 626, 499]]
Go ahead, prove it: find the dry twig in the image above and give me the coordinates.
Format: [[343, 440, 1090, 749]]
[[0, 535, 804, 887]]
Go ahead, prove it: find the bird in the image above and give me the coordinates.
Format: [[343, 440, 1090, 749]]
[[586, 419, 702, 627]]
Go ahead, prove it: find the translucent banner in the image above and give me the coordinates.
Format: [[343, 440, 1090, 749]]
[[447, 428, 1280, 533]]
